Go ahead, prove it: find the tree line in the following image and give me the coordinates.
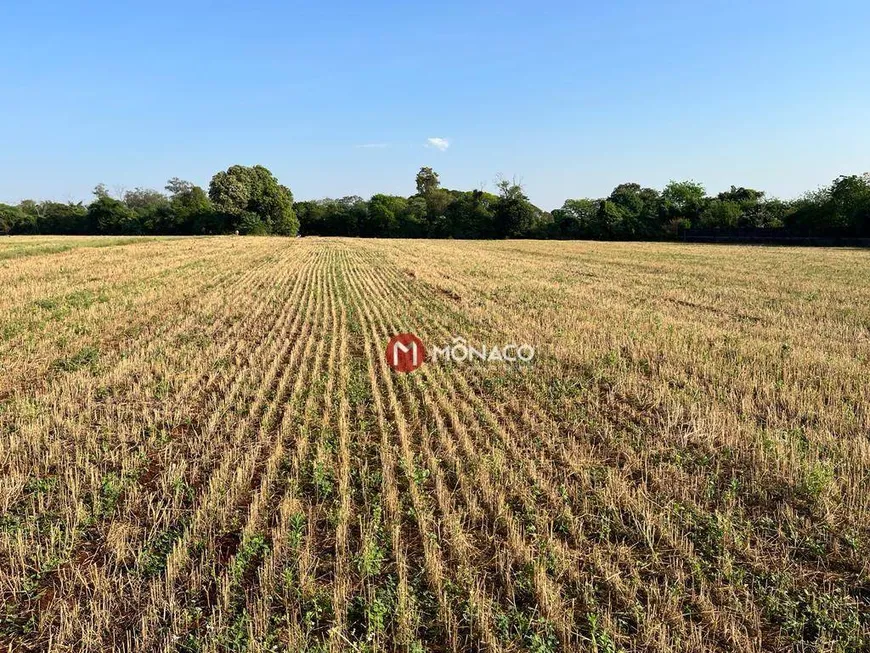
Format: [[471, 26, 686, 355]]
[[2, 165, 869, 240], [0, 165, 298, 238]]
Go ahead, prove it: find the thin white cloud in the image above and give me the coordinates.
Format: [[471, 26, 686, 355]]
[[355, 143, 389, 149], [426, 137, 450, 151]]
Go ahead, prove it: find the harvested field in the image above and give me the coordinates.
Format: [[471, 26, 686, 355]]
[[1, 236, 868, 652]]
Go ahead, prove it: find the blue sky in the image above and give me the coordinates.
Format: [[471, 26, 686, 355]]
[[1, 0, 868, 210]]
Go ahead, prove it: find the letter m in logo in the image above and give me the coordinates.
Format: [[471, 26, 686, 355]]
[[385, 333, 426, 373]]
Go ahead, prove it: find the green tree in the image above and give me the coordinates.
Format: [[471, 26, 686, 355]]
[[208, 164, 298, 235], [606, 183, 662, 238], [294, 200, 326, 236], [415, 167, 440, 196], [296, 196, 367, 236], [37, 202, 92, 234], [444, 190, 497, 238], [331, 196, 367, 236], [828, 174, 870, 234], [700, 199, 742, 228], [272, 184, 300, 235], [414, 166, 460, 231], [423, 188, 455, 224], [93, 183, 111, 200], [717, 186, 764, 205], [166, 179, 214, 233], [88, 196, 138, 234], [364, 194, 407, 236], [165, 177, 194, 196], [0, 204, 25, 234], [784, 175, 870, 236], [402, 196, 429, 237], [786, 187, 830, 234], [756, 198, 789, 229], [124, 188, 168, 213], [661, 180, 707, 227], [15, 201, 41, 234], [593, 200, 626, 238], [124, 188, 170, 233], [493, 178, 536, 238], [715, 186, 767, 227], [552, 198, 598, 238], [237, 212, 270, 235]]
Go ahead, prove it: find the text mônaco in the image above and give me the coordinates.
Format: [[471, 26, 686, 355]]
[[430, 337, 535, 363]]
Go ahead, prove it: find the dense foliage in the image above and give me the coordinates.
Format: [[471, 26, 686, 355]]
[[0, 166, 297, 237], [2, 167, 869, 240]]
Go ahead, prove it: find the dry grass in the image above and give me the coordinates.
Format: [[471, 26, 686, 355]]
[[0, 236, 868, 652]]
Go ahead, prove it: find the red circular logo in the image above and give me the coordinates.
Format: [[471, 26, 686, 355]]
[[386, 333, 426, 373]]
